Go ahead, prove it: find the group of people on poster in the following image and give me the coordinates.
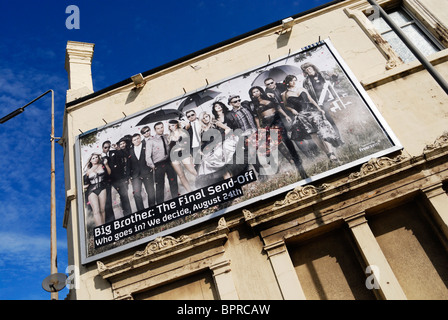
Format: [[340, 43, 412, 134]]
[[83, 62, 346, 226]]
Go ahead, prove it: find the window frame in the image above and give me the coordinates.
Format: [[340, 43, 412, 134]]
[[374, 5, 444, 63], [345, 0, 448, 71]]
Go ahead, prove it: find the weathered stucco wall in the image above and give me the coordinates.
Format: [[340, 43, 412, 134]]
[[63, 0, 448, 300]]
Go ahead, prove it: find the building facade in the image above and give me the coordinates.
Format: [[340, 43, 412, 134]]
[[62, 0, 448, 300]]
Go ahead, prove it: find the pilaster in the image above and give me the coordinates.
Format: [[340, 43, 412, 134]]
[[264, 240, 306, 300], [421, 183, 448, 239], [345, 212, 407, 300], [210, 260, 239, 300]]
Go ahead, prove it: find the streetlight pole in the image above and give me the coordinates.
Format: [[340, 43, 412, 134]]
[[0, 89, 59, 300], [49, 90, 58, 300]]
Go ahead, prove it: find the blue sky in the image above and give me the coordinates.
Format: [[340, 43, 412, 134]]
[[0, 0, 333, 300]]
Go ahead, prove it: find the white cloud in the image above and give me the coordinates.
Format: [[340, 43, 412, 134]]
[[0, 232, 67, 273], [0, 231, 68, 299]]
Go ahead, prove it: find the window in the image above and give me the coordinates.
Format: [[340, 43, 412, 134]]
[[370, 6, 444, 63]]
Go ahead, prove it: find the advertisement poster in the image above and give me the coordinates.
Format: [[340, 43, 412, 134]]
[[76, 40, 401, 263]]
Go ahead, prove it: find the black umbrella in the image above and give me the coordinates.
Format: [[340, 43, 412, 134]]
[[251, 65, 302, 87], [178, 89, 220, 112], [136, 109, 184, 126]]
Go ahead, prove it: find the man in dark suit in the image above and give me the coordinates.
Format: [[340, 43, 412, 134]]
[[129, 133, 155, 211], [108, 138, 132, 217], [145, 122, 178, 204]]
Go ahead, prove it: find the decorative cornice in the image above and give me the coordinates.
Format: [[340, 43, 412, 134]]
[[97, 261, 107, 274], [272, 154, 408, 210], [243, 209, 255, 220], [217, 217, 228, 230], [347, 154, 408, 181], [246, 131, 448, 228], [133, 235, 191, 259], [97, 226, 229, 279], [423, 132, 448, 153], [273, 183, 331, 209]]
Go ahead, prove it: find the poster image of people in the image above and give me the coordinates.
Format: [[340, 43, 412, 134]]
[[76, 40, 401, 263]]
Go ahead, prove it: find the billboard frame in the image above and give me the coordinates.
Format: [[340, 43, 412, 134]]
[[75, 39, 402, 264]]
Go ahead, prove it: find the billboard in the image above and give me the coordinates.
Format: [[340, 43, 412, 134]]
[[76, 39, 401, 263]]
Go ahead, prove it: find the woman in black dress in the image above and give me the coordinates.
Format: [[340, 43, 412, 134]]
[[249, 86, 307, 179]]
